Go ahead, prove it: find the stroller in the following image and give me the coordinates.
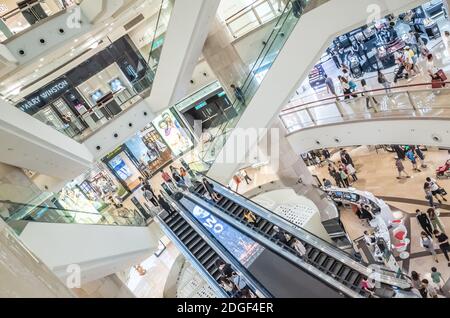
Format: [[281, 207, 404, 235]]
[[436, 160, 450, 179]]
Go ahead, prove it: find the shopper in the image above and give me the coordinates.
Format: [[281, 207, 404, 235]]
[[426, 177, 447, 204], [290, 238, 307, 257], [322, 149, 332, 164], [179, 167, 193, 188], [233, 174, 242, 192], [241, 170, 252, 185], [324, 74, 338, 99], [273, 226, 290, 245], [158, 195, 175, 217], [215, 260, 233, 278], [414, 146, 427, 168], [431, 267, 444, 292], [339, 168, 350, 187], [395, 157, 410, 179], [338, 76, 358, 99], [361, 79, 378, 111], [417, 209, 434, 237], [347, 163, 358, 182], [323, 178, 333, 188], [291, 0, 304, 18], [420, 231, 438, 263], [202, 178, 221, 202], [422, 279, 438, 298], [377, 70, 392, 95], [231, 84, 245, 105], [411, 271, 427, 298], [403, 46, 418, 77], [406, 148, 421, 172], [424, 182, 436, 208], [434, 229, 450, 266], [161, 170, 174, 188], [142, 186, 159, 207], [361, 278, 376, 297], [340, 149, 354, 167], [428, 208, 446, 234], [243, 210, 257, 225], [329, 164, 344, 188]]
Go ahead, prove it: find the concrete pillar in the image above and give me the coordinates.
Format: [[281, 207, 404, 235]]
[[261, 121, 339, 223], [202, 16, 249, 103]]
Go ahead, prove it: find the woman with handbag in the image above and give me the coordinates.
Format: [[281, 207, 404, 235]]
[[428, 208, 446, 234], [420, 231, 438, 263]]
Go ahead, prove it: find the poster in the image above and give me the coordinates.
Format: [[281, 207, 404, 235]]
[[154, 110, 193, 157]]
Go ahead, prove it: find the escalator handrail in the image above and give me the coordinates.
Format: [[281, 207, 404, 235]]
[[196, 173, 412, 289], [163, 192, 273, 298], [183, 190, 365, 298], [154, 212, 230, 298]]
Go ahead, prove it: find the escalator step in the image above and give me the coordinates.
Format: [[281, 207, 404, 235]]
[[346, 271, 361, 287], [217, 197, 227, 206], [308, 249, 320, 262], [223, 200, 234, 210], [263, 223, 274, 234], [167, 216, 182, 228], [316, 254, 328, 267], [322, 258, 335, 272], [196, 246, 212, 261], [185, 235, 201, 249], [172, 219, 187, 233], [176, 223, 191, 236], [337, 266, 351, 282], [205, 255, 221, 271], [191, 241, 207, 255], [229, 204, 241, 214], [179, 228, 195, 242], [200, 250, 216, 265], [331, 262, 343, 275]]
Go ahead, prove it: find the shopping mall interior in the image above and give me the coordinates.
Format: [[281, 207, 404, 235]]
[[2, 0, 450, 300]]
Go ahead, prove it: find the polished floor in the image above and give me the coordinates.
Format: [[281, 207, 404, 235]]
[[309, 146, 450, 292]]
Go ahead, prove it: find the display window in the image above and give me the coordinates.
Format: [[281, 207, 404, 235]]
[[154, 109, 193, 157]]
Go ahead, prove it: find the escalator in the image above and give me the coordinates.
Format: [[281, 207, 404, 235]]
[[156, 197, 272, 298], [170, 177, 415, 298]]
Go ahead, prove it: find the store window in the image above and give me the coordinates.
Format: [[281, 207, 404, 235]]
[[104, 146, 143, 192]]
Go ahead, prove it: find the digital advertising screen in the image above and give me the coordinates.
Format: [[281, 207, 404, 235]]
[[180, 197, 264, 268], [153, 110, 193, 157]]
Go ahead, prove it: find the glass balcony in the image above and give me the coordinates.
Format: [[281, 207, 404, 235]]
[[199, 0, 315, 167], [0, 183, 148, 235], [279, 82, 450, 134]]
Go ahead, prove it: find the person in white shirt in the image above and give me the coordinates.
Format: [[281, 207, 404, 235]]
[[426, 177, 447, 204]]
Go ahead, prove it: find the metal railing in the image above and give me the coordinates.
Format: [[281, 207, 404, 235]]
[[279, 81, 450, 134]]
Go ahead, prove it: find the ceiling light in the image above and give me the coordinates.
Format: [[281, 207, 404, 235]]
[[74, 39, 78, 43], [40, 58, 44, 62]]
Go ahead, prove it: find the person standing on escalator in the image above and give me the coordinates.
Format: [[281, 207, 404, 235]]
[[202, 178, 221, 202], [158, 195, 175, 217]]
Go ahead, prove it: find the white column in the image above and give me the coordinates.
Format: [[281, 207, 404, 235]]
[[145, 0, 221, 113]]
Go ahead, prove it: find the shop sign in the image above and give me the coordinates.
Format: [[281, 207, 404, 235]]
[[17, 78, 70, 114]]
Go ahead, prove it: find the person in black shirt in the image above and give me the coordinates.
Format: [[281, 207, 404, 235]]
[[273, 226, 289, 245], [202, 178, 221, 201], [434, 230, 450, 266], [416, 210, 433, 237], [215, 260, 234, 278], [158, 195, 175, 217]]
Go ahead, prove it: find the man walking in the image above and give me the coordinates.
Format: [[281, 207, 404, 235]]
[[416, 209, 434, 237]]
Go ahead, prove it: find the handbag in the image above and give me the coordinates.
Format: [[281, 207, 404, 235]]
[[437, 69, 447, 81], [432, 78, 443, 89]]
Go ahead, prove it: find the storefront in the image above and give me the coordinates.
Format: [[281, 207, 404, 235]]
[[99, 108, 194, 192], [174, 81, 237, 134], [16, 35, 153, 137], [311, 0, 447, 87]]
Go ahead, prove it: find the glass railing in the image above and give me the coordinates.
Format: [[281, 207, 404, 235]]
[[0, 0, 77, 42], [2, 198, 147, 236], [147, 0, 173, 72], [0, 182, 148, 235], [199, 0, 315, 167], [279, 82, 450, 134], [224, 0, 288, 39]]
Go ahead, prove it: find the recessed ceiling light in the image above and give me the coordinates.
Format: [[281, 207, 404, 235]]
[[74, 39, 78, 43], [40, 58, 44, 62], [38, 64, 43, 67]]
